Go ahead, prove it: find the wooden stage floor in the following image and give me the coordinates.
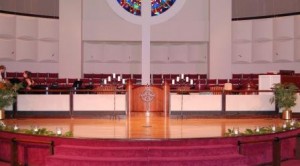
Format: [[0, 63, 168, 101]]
[[2, 113, 287, 139]]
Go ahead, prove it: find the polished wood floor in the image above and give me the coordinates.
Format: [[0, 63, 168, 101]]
[[2, 113, 287, 139]]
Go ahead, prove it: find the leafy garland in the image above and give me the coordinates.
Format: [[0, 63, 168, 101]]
[[225, 120, 300, 137], [0, 121, 73, 137]]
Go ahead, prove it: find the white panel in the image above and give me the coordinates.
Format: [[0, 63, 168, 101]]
[[232, 42, 252, 63], [103, 43, 127, 63], [170, 94, 222, 111], [84, 42, 104, 62], [16, 39, 37, 61], [38, 18, 59, 40], [128, 43, 141, 62], [73, 94, 126, 111], [188, 43, 207, 63], [38, 41, 59, 62], [253, 19, 273, 41], [0, 14, 16, 38], [150, 44, 169, 63], [17, 95, 70, 111], [226, 95, 274, 111], [169, 44, 188, 63], [295, 15, 300, 38], [258, 75, 281, 93], [252, 41, 273, 63], [0, 39, 15, 60], [273, 40, 294, 62], [232, 20, 252, 42], [274, 16, 294, 40], [295, 39, 300, 61], [292, 93, 300, 113], [16, 16, 38, 39]]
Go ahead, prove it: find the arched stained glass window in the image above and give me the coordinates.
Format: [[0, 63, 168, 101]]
[[116, 0, 176, 16]]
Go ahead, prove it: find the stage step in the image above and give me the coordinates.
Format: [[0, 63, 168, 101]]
[[54, 144, 238, 158], [46, 144, 248, 165], [46, 154, 248, 166]]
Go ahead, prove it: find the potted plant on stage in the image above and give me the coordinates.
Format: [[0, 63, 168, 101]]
[[0, 82, 21, 120], [270, 83, 298, 120]]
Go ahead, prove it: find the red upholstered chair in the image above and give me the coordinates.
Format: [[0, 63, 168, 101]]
[[57, 78, 67, 86], [31, 72, 38, 78], [153, 74, 162, 79], [48, 73, 58, 78], [38, 73, 48, 78], [153, 79, 162, 85], [207, 79, 217, 85], [6, 72, 16, 78], [232, 74, 242, 79], [34, 78, 47, 85], [242, 74, 252, 79], [217, 79, 228, 85], [93, 74, 101, 78], [67, 78, 77, 86], [133, 74, 141, 79], [188, 74, 199, 80], [16, 72, 23, 78], [199, 74, 207, 79], [84, 73, 94, 78], [122, 74, 131, 79], [163, 74, 171, 79], [170, 74, 178, 79]]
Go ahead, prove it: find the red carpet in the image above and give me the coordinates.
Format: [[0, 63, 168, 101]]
[[46, 143, 248, 166]]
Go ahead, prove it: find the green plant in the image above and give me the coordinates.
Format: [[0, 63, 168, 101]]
[[270, 83, 298, 110], [0, 82, 22, 109]]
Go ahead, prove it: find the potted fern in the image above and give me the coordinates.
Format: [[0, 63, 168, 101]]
[[0, 82, 21, 119], [270, 83, 298, 120]]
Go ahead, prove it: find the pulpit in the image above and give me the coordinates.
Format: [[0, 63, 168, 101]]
[[126, 80, 170, 116]]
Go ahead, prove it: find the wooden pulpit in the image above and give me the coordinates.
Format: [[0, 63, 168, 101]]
[[126, 80, 170, 116]]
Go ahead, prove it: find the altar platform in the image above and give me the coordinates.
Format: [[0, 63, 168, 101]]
[[2, 113, 287, 139]]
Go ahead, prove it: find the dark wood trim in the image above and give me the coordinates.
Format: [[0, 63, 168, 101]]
[[232, 12, 300, 21], [0, 10, 59, 19]]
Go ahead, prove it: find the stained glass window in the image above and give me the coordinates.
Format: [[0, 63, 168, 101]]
[[116, 0, 176, 16]]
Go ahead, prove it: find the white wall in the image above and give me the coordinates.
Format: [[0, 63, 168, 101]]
[[232, 16, 300, 74], [209, 0, 232, 79], [59, 0, 82, 78], [82, 0, 209, 75]]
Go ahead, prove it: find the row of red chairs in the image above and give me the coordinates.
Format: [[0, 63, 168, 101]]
[[6, 72, 58, 78]]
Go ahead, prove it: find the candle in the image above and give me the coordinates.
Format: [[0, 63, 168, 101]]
[[112, 73, 116, 79], [13, 124, 19, 131], [56, 128, 62, 135], [117, 76, 121, 82], [272, 125, 276, 132], [190, 79, 194, 85], [172, 79, 175, 85], [186, 77, 189, 82], [233, 127, 239, 135], [108, 76, 111, 82], [176, 76, 180, 82], [33, 126, 38, 132], [181, 74, 184, 79], [104, 79, 107, 85], [122, 79, 126, 84], [255, 126, 260, 132], [283, 123, 287, 129]]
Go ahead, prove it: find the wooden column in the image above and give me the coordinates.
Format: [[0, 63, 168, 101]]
[[163, 81, 170, 116], [126, 79, 133, 116]]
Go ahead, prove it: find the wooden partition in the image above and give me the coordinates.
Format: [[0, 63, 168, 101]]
[[126, 80, 170, 115]]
